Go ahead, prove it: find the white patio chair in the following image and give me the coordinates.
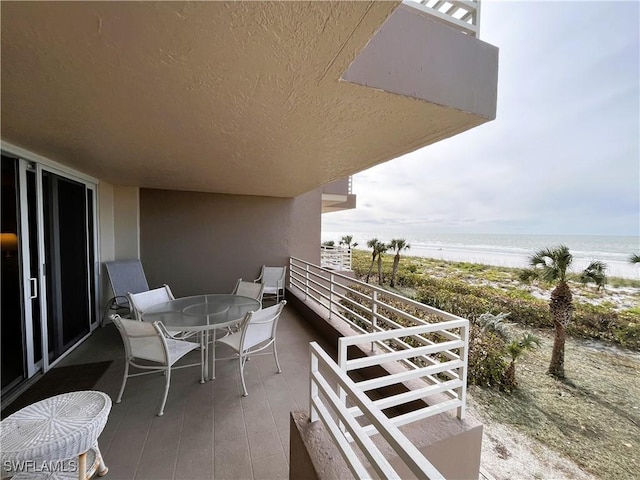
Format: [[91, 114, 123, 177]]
[[254, 265, 286, 303], [112, 315, 200, 416], [127, 285, 175, 320], [225, 279, 265, 334], [128, 285, 194, 340], [217, 300, 286, 396], [232, 279, 265, 305]]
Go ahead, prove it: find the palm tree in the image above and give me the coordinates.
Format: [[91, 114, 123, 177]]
[[629, 253, 640, 263], [579, 260, 607, 291], [388, 239, 410, 288], [376, 242, 389, 285], [365, 238, 380, 283], [339, 235, 358, 250], [504, 333, 541, 387], [519, 245, 607, 378]]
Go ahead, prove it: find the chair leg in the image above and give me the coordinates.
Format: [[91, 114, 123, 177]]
[[116, 361, 129, 403], [200, 332, 205, 384], [158, 367, 171, 416], [239, 355, 248, 397], [101, 300, 115, 328], [273, 343, 282, 374]]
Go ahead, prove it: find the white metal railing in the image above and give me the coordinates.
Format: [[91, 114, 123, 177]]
[[309, 342, 445, 480], [403, 0, 481, 37], [339, 321, 468, 425], [290, 257, 469, 422], [320, 245, 352, 271]]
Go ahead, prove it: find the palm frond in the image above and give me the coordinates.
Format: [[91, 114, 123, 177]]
[[340, 235, 353, 247], [476, 312, 512, 339], [389, 238, 410, 253], [629, 253, 640, 264], [519, 333, 541, 349], [580, 260, 608, 291], [519, 268, 538, 283], [525, 245, 573, 284]]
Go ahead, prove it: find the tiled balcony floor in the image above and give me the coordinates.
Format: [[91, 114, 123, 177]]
[[50, 305, 333, 480]]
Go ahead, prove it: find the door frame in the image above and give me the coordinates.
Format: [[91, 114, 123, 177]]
[[13, 155, 100, 378]]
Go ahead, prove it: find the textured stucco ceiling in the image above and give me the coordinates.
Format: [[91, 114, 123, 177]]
[[1, 1, 490, 197]]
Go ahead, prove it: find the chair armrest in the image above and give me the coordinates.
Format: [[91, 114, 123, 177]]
[[155, 321, 173, 338]]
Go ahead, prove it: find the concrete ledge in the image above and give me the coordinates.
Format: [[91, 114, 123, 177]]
[[290, 410, 482, 480], [290, 411, 352, 480]]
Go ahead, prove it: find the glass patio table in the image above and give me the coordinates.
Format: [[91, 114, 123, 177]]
[[142, 294, 260, 382]]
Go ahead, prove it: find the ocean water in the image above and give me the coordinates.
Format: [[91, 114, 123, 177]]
[[321, 232, 640, 280]]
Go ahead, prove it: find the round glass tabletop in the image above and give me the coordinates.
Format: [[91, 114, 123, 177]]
[[142, 294, 261, 331]]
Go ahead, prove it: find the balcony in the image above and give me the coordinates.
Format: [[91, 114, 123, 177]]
[[2, 260, 479, 479], [322, 177, 356, 214], [320, 245, 353, 272], [2, 305, 327, 479]]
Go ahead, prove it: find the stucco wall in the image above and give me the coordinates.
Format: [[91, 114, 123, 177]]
[[113, 186, 140, 259], [139, 188, 321, 297]]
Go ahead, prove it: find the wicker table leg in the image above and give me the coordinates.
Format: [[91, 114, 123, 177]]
[[78, 452, 87, 480]]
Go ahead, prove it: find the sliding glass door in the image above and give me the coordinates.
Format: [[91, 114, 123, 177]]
[[0, 154, 98, 397], [42, 170, 93, 362]]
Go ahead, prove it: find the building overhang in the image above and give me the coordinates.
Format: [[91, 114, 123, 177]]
[[1, 1, 498, 198]]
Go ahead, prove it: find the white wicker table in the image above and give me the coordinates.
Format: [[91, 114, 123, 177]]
[[0, 391, 111, 480]]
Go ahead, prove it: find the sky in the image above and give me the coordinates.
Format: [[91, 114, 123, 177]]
[[322, 0, 640, 238]]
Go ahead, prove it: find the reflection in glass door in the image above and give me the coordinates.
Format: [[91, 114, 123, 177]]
[[1, 156, 26, 394]]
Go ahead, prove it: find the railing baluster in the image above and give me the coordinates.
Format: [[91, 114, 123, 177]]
[[371, 290, 378, 351], [457, 322, 469, 419], [329, 273, 335, 319], [310, 346, 319, 422]]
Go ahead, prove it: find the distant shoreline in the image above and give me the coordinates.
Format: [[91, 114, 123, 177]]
[[351, 245, 639, 280], [405, 245, 639, 280], [323, 231, 639, 280]]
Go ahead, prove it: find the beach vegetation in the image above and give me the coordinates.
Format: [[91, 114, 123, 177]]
[[339, 235, 358, 250], [518, 245, 607, 379], [504, 333, 541, 387], [346, 248, 639, 477], [322, 240, 335, 247], [629, 253, 640, 263], [579, 259, 608, 291], [468, 312, 540, 390], [376, 241, 389, 285], [350, 248, 638, 349], [388, 238, 410, 288], [468, 324, 508, 389], [365, 238, 381, 283]]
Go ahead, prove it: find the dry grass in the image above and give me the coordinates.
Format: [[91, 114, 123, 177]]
[[469, 326, 640, 479]]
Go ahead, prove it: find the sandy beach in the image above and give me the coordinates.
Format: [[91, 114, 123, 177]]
[[410, 244, 639, 279]]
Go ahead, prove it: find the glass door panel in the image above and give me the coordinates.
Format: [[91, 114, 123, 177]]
[[0, 154, 97, 399], [1, 155, 26, 394], [42, 170, 91, 362]]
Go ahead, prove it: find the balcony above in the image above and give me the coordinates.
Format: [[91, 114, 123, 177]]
[[322, 177, 356, 213], [1, 1, 497, 198]]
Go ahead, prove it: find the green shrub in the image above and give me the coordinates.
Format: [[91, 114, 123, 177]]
[[349, 249, 639, 350], [468, 324, 509, 389]]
